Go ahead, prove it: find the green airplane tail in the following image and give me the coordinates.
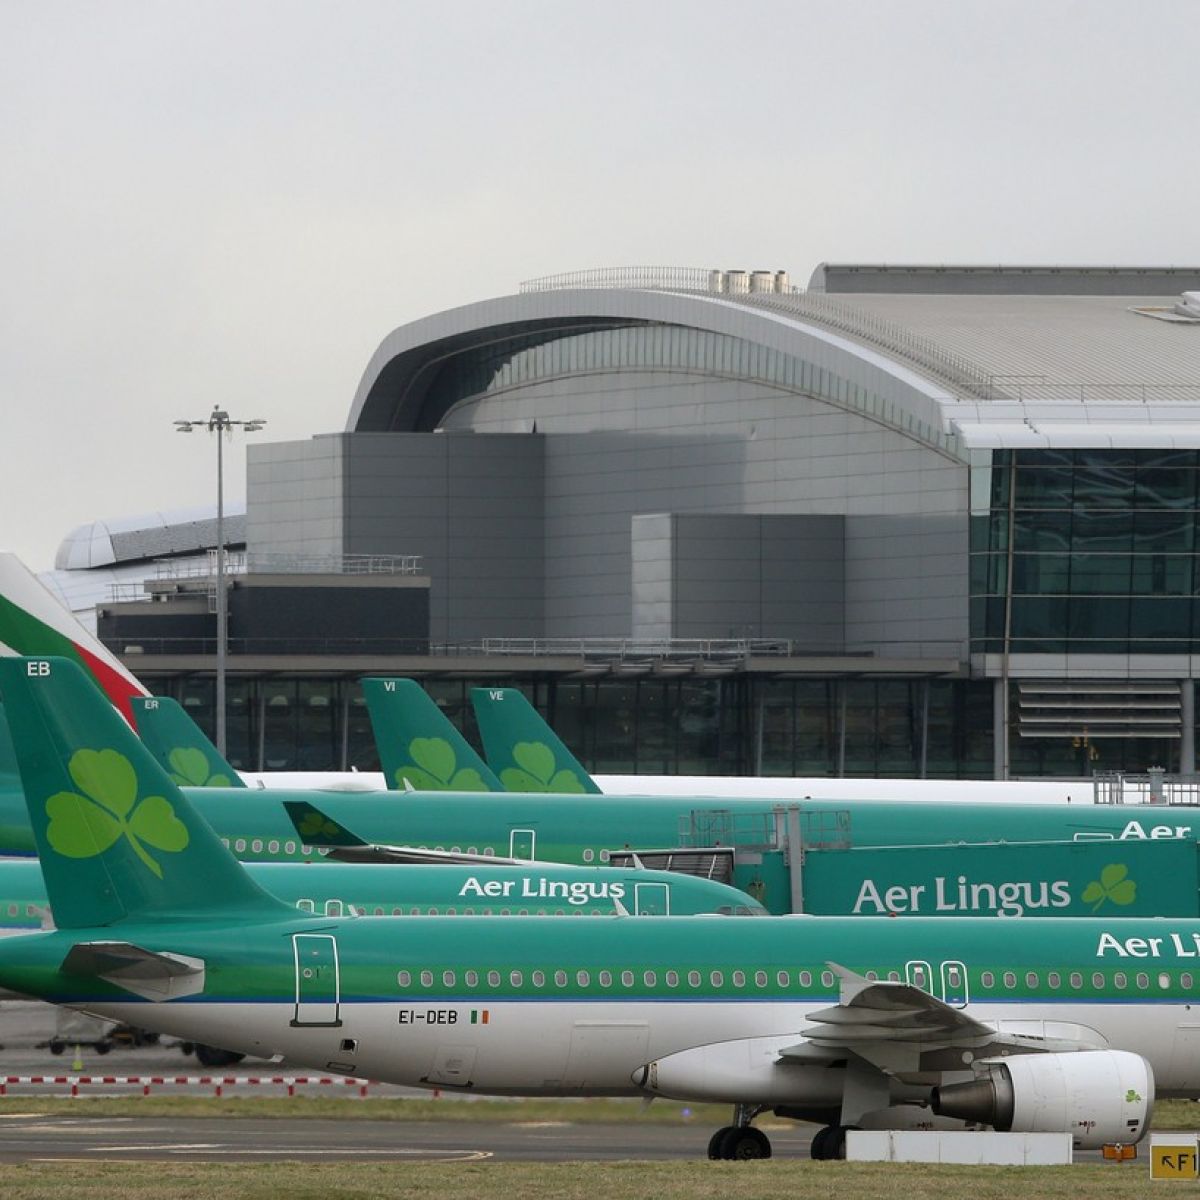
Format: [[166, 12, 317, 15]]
[[361, 677, 503, 792], [131, 695, 246, 788], [283, 799, 368, 847], [470, 687, 601, 794], [0, 656, 291, 929]]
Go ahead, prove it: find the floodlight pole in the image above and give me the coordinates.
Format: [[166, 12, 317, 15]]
[[175, 407, 266, 756]]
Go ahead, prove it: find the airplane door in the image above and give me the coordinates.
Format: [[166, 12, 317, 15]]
[[905, 960, 933, 994], [509, 829, 536, 860], [633, 882, 670, 916], [941, 959, 969, 1008], [291, 934, 342, 1027]]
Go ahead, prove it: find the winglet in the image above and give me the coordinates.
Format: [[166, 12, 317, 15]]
[[283, 799, 369, 847]]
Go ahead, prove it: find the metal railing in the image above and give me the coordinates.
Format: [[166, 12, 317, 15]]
[[1093, 771, 1200, 807]]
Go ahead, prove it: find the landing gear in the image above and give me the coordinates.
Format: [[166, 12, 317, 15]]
[[707, 1104, 771, 1160], [809, 1123, 861, 1161]]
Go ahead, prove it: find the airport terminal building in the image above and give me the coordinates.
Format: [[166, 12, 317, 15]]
[[68, 264, 1200, 779]]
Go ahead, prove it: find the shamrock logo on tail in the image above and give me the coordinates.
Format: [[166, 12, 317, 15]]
[[297, 809, 347, 840], [395, 737, 489, 791], [167, 746, 232, 788], [1082, 863, 1137, 912], [500, 742, 586, 794], [45, 748, 189, 879]]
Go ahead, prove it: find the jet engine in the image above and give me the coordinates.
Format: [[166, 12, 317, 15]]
[[931, 1049, 1153, 1149]]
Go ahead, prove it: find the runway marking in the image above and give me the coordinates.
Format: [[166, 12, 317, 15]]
[[29, 1149, 494, 1162]]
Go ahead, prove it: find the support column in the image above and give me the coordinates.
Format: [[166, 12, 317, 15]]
[[993, 678, 1008, 781], [1182, 679, 1195, 775]]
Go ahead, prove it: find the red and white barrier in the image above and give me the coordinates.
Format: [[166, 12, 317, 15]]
[[0, 1074, 376, 1098]]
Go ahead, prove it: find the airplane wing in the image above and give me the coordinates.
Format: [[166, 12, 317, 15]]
[[328, 844, 526, 866], [60, 941, 206, 1001], [789, 963, 1108, 1076]]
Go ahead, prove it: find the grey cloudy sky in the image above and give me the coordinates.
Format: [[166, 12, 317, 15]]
[[3, 0, 1197, 570]]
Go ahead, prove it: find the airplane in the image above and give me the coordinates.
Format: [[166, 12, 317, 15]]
[[0, 655, 1174, 1161], [0, 553, 1098, 802], [0, 856, 765, 929]]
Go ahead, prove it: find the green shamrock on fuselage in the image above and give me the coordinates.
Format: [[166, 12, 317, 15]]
[[500, 742, 586, 793], [45, 748, 189, 879], [1082, 863, 1137, 912], [167, 746, 232, 788], [394, 737, 488, 791]]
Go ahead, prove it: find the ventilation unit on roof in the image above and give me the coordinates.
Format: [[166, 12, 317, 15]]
[[1175, 292, 1200, 320]]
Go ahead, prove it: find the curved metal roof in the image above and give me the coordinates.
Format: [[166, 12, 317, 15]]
[[349, 269, 1200, 451]]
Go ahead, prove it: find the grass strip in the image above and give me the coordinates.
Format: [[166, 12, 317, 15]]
[[0, 1159, 1171, 1200]]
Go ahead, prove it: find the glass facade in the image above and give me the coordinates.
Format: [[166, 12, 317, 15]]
[[971, 449, 1200, 654], [154, 674, 993, 779]]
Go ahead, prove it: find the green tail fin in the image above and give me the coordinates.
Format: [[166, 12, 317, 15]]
[[131, 696, 245, 788], [470, 687, 601, 794], [361, 677, 503, 792], [283, 799, 367, 847], [0, 657, 291, 929]]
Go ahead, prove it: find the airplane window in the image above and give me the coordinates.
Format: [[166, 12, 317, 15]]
[[235, 839, 246, 852], [446, 907, 457, 916], [621, 970, 634, 987], [511, 971, 524, 987], [866, 971, 879, 982], [221, 838, 230, 848], [518, 909, 529, 916], [799, 971, 812, 987], [666, 971, 679, 988], [268, 840, 280, 854], [577, 971, 590, 987], [468, 847, 477, 855], [888, 971, 900, 982], [484, 848, 494, 856], [1159, 973, 1171, 989], [374, 907, 384, 916], [284, 841, 297, 855], [583, 849, 594, 863], [777, 971, 789, 988], [297, 899, 314, 913], [464, 907, 475, 916], [325, 901, 343, 917], [488, 970, 501, 987], [410, 907, 420, 916], [465, 970, 479, 987], [1069, 973, 1082, 989], [1048, 972, 1061, 989], [451, 846, 461, 854], [821, 971, 834, 988], [754, 971, 767, 988], [1092, 972, 1104, 989], [252, 840, 263, 853], [533, 970, 546, 988], [1184, 973, 1195, 990], [397, 971, 411, 987], [1115, 972, 1127, 989], [428, 907, 439, 916], [443, 971, 455, 987], [1003, 972, 1016, 989], [981, 971, 995, 988], [1136, 973, 1149, 990], [556, 908, 566, 916], [301, 845, 312, 855], [711, 971, 724, 988], [688, 971, 701, 987], [392, 907, 402, 915], [501, 908, 511, 916], [1025, 972, 1038, 988], [599, 850, 610, 862], [599, 970, 613, 987], [555, 970, 568, 987], [732, 971, 746, 988], [644, 971, 657, 987], [420, 970, 433, 987]]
